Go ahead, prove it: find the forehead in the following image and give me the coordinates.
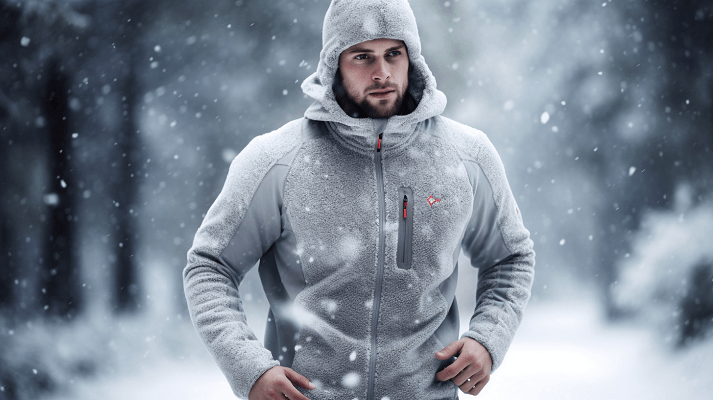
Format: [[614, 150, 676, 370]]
[[341, 38, 406, 54]]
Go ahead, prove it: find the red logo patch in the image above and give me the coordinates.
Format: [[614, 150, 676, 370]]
[[426, 195, 441, 207]]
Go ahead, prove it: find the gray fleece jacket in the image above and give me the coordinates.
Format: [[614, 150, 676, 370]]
[[183, 1, 535, 399]]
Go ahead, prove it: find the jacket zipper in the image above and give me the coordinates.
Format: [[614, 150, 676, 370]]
[[397, 187, 413, 269], [367, 129, 386, 400]]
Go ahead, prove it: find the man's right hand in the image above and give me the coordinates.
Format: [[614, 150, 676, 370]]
[[248, 366, 315, 400]]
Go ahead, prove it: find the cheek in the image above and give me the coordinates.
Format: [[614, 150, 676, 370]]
[[342, 76, 360, 96], [343, 70, 368, 94], [397, 62, 410, 88]]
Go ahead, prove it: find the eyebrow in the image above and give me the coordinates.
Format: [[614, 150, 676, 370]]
[[346, 45, 405, 54]]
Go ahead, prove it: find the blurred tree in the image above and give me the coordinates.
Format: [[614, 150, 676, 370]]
[[608, 0, 712, 317], [680, 260, 713, 345], [107, 0, 154, 313], [553, 0, 713, 317], [41, 59, 82, 318], [8, 0, 92, 319], [0, 0, 122, 319], [0, 219, 13, 308], [0, 0, 23, 312], [0, 0, 63, 317]]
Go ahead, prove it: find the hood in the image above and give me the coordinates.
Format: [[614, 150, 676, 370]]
[[301, 0, 447, 154]]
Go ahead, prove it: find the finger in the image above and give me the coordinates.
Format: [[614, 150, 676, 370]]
[[458, 365, 488, 387], [452, 364, 481, 387], [459, 377, 477, 394], [435, 356, 467, 382], [284, 368, 316, 390], [435, 339, 463, 360], [467, 374, 490, 396], [282, 385, 311, 400]]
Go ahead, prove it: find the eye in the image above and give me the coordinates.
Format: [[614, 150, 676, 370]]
[[354, 54, 369, 60], [387, 50, 402, 57]]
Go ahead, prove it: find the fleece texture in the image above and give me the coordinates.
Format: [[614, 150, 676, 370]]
[[184, 0, 534, 399], [183, 119, 303, 399]]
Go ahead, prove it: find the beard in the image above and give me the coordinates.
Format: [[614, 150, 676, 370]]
[[333, 70, 408, 119], [355, 85, 405, 119]]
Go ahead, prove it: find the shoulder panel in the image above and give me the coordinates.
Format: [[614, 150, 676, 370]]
[[189, 118, 305, 263]]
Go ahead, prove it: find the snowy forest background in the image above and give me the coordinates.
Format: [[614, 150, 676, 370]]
[[1, 0, 712, 399]]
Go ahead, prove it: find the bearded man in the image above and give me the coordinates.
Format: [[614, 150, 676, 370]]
[[183, 1, 535, 399]]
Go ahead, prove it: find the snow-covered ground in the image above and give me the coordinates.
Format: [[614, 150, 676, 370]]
[[41, 295, 713, 400], [478, 299, 713, 400]]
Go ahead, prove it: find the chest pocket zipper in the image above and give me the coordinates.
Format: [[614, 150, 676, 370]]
[[397, 187, 414, 269]]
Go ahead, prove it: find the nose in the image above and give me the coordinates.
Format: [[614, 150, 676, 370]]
[[372, 57, 390, 82]]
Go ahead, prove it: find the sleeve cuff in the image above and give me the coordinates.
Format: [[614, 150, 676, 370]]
[[460, 327, 506, 372]]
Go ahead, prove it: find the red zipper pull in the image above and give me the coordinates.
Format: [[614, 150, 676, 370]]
[[377, 132, 383, 152], [403, 195, 408, 218]]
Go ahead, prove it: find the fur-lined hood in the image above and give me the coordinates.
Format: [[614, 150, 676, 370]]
[[301, 0, 447, 154]]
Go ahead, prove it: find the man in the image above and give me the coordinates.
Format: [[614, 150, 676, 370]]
[[183, 1, 535, 399]]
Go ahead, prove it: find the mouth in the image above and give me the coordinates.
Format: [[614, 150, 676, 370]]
[[368, 89, 395, 99]]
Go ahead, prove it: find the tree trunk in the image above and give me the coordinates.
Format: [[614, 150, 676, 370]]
[[113, 60, 141, 313], [112, 9, 146, 312], [41, 60, 81, 319], [0, 218, 13, 308]]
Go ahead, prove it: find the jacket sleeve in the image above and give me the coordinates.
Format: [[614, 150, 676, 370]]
[[183, 137, 287, 399], [459, 137, 535, 372]]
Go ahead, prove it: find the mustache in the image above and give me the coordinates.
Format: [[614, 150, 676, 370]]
[[365, 82, 399, 93]]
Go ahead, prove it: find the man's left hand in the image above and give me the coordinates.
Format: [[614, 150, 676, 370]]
[[435, 337, 492, 396]]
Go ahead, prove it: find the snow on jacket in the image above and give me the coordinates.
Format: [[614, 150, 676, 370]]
[[183, 1, 535, 399]]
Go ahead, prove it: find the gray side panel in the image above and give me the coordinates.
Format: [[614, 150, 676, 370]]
[[461, 161, 512, 269], [272, 228, 303, 299], [259, 245, 300, 367], [183, 119, 304, 399], [459, 150, 478, 190], [218, 145, 305, 368], [453, 128, 535, 371], [260, 118, 331, 368], [219, 163, 287, 271], [430, 148, 477, 360], [264, 308, 278, 360], [273, 145, 305, 300], [218, 144, 300, 278]]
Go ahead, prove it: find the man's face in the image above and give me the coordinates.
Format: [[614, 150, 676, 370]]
[[337, 38, 409, 119]]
